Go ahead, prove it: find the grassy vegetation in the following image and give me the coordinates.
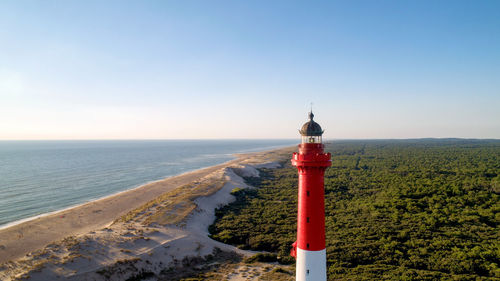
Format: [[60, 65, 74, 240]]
[[174, 261, 293, 281], [116, 176, 226, 225], [158, 247, 243, 281], [209, 139, 500, 280]]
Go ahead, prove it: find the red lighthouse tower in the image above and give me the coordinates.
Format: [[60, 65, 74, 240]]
[[291, 111, 331, 281]]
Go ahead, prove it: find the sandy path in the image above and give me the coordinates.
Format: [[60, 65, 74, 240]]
[[0, 155, 254, 264]]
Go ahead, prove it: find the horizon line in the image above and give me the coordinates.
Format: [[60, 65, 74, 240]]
[[0, 137, 499, 141]]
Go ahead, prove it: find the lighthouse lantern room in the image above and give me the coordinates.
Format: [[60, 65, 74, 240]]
[[291, 111, 331, 281], [300, 112, 323, 144]]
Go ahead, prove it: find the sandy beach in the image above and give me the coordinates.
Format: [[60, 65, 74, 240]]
[[0, 145, 296, 280]]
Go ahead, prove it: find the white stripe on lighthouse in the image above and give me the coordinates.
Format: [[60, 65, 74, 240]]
[[296, 248, 327, 281]]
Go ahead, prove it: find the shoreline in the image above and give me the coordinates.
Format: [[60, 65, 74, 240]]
[[0, 162, 231, 232], [0, 143, 293, 231], [0, 145, 296, 265], [0, 162, 235, 231]]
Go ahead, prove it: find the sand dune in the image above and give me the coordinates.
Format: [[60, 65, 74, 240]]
[[0, 146, 295, 280]]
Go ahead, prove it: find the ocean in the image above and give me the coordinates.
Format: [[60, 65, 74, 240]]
[[0, 139, 296, 228]]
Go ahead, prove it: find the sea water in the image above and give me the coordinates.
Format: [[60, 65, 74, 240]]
[[0, 139, 296, 228]]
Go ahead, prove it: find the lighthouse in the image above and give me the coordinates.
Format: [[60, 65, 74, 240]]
[[291, 111, 331, 281]]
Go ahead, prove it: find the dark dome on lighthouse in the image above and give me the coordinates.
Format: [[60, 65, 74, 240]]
[[299, 111, 324, 136]]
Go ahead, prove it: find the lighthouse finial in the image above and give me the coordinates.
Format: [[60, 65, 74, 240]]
[[309, 102, 314, 120]]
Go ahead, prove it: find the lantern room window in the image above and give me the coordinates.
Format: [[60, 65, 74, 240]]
[[302, 135, 322, 144]]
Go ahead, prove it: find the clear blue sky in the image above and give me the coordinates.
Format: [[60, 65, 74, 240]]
[[1, 0, 499, 139]]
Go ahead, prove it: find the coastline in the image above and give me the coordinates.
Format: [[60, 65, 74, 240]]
[[0, 143, 294, 231], [0, 140, 296, 231], [0, 145, 296, 266], [0, 159, 237, 232]]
